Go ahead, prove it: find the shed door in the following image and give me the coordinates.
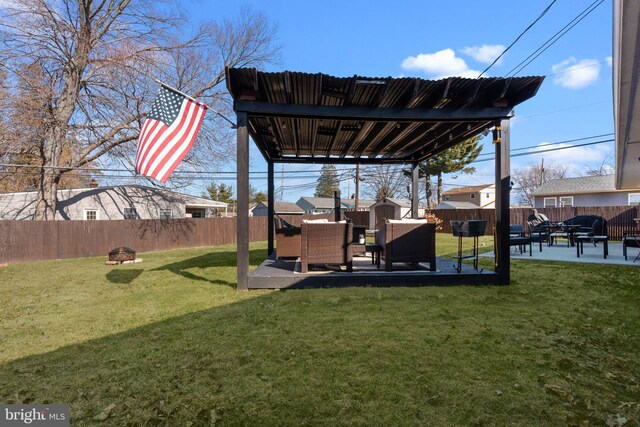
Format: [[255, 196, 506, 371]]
[[375, 205, 396, 230]]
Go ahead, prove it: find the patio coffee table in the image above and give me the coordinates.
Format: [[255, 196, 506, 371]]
[[576, 235, 609, 259]]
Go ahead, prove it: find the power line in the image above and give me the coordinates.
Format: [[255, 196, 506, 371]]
[[472, 138, 613, 163], [475, 133, 613, 157], [506, 0, 604, 77], [477, 0, 557, 78]]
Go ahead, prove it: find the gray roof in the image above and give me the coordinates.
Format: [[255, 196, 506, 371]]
[[297, 197, 337, 209], [340, 199, 377, 209], [434, 201, 479, 209], [531, 175, 621, 196], [255, 201, 304, 214]]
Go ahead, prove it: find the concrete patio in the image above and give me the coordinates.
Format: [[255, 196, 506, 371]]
[[481, 241, 640, 266]]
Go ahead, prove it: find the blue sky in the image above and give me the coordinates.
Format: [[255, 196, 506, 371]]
[[187, 0, 613, 202]]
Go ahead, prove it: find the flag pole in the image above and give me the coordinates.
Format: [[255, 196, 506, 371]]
[[154, 79, 237, 128]]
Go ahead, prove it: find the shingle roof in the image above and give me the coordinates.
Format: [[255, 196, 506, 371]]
[[531, 175, 620, 195], [297, 197, 337, 209], [255, 201, 304, 214], [434, 201, 480, 209], [442, 184, 493, 195], [340, 199, 376, 209]]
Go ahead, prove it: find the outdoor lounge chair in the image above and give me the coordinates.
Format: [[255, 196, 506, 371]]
[[375, 220, 436, 272], [300, 221, 353, 273]]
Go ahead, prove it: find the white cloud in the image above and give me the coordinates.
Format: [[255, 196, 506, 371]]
[[605, 56, 612, 67], [551, 57, 601, 89], [460, 44, 505, 65], [401, 49, 481, 79]]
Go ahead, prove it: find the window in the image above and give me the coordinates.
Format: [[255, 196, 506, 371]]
[[191, 211, 203, 218], [84, 209, 98, 220], [123, 207, 138, 220], [159, 209, 172, 220], [544, 197, 556, 208], [470, 193, 476, 199], [444, 196, 450, 201], [559, 196, 573, 207], [629, 193, 640, 205]]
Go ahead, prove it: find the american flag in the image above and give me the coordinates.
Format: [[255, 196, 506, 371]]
[[135, 86, 207, 182]]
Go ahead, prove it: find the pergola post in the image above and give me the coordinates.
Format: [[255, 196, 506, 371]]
[[236, 111, 249, 291], [411, 161, 419, 219], [267, 161, 275, 256], [494, 119, 511, 283]]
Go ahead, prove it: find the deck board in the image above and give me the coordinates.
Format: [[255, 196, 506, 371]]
[[249, 254, 503, 289]]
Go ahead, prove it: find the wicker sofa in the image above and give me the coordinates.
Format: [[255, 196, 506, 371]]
[[375, 220, 436, 272], [300, 221, 353, 273]]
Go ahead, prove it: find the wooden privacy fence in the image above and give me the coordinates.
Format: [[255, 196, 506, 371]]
[[3, 206, 636, 264], [431, 206, 639, 240], [0, 217, 269, 264]]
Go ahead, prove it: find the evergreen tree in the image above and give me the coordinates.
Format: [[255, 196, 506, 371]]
[[206, 182, 234, 203], [314, 165, 340, 198], [249, 185, 268, 204], [414, 136, 482, 207], [431, 136, 482, 203]]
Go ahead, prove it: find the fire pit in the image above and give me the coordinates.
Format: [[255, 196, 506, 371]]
[[107, 247, 139, 264]]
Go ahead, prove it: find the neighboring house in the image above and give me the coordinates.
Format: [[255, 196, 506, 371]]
[[439, 184, 495, 209], [296, 197, 337, 215], [252, 201, 305, 217], [0, 185, 228, 220], [532, 175, 640, 208]]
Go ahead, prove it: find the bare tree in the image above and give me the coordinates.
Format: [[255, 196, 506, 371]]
[[361, 165, 409, 201], [584, 156, 614, 176], [0, 1, 279, 219], [512, 159, 569, 206]]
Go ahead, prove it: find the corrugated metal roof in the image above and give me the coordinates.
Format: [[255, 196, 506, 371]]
[[531, 175, 620, 195], [227, 68, 544, 163]]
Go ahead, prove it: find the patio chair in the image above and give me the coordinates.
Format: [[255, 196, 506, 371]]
[[574, 217, 609, 259], [300, 221, 353, 273], [375, 219, 436, 272], [526, 220, 550, 251], [510, 224, 531, 256], [275, 218, 301, 260], [622, 231, 640, 261]]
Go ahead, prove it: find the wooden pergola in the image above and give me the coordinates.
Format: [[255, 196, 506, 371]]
[[226, 68, 544, 290]]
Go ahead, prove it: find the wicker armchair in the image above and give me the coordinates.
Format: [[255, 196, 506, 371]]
[[375, 221, 436, 272], [300, 222, 353, 273]]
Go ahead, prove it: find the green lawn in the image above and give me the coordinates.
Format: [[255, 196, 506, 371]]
[[0, 235, 639, 426]]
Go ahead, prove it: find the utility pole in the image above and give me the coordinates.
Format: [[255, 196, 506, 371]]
[[280, 164, 284, 202], [355, 163, 360, 211]]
